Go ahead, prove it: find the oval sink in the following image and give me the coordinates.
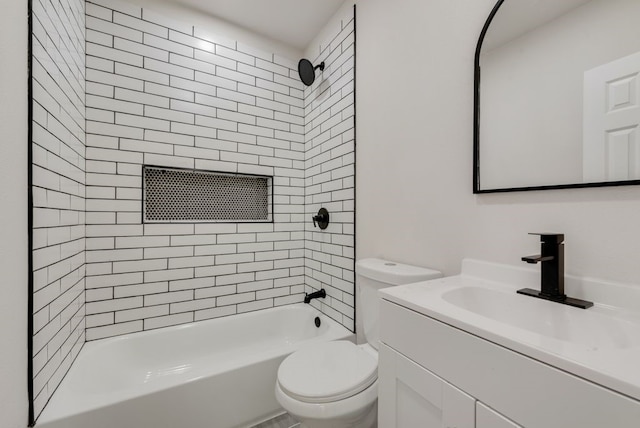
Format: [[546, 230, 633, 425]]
[[442, 286, 640, 350]]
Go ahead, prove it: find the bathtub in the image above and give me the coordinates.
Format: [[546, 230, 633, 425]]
[[37, 304, 354, 428]]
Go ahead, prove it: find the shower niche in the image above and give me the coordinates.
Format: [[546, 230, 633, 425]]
[[143, 166, 273, 223]]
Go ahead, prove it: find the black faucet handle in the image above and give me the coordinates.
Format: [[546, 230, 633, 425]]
[[312, 208, 329, 230], [521, 255, 554, 264], [528, 233, 564, 243], [312, 214, 325, 227]]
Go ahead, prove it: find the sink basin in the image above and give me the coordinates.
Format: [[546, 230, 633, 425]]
[[442, 286, 640, 350], [378, 259, 640, 402]]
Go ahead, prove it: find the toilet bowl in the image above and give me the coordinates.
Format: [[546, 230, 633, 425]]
[[275, 341, 378, 428], [275, 259, 442, 428]]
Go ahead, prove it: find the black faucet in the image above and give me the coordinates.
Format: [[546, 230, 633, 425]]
[[312, 208, 330, 230], [518, 233, 592, 309], [304, 288, 326, 304]]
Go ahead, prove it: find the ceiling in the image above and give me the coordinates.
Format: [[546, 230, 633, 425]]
[[483, 0, 592, 51], [168, 0, 346, 50]]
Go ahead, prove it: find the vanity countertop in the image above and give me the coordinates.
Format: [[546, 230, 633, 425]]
[[379, 259, 640, 402]]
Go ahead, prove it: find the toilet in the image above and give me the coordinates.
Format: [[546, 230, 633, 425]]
[[275, 258, 442, 428]]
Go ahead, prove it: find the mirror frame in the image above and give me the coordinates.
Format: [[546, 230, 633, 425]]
[[473, 0, 640, 193]]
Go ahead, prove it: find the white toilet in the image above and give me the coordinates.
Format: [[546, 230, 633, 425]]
[[275, 258, 442, 428]]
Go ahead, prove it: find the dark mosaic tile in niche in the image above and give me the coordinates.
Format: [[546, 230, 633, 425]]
[[144, 166, 271, 222]]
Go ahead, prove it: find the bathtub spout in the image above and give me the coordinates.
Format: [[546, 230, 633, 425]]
[[304, 289, 326, 304]]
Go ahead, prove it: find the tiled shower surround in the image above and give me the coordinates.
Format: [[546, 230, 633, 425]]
[[83, 0, 355, 340], [31, 0, 86, 416], [31, 0, 354, 419], [303, 17, 356, 327]]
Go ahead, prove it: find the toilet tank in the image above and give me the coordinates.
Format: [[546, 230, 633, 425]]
[[355, 258, 442, 350]]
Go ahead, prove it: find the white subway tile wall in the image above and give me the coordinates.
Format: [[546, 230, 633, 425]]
[[31, 3, 354, 418], [32, 0, 86, 418], [304, 9, 356, 331], [83, 1, 354, 340]]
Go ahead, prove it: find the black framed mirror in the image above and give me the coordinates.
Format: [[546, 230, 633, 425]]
[[474, 0, 640, 193]]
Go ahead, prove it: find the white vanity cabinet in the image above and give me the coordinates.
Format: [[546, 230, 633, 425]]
[[378, 342, 518, 428], [378, 343, 475, 428], [476, 403, 521, 428], [378, 298, 640, 428]]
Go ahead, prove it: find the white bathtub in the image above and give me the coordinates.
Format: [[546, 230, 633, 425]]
[[37, 304, 354, 428]]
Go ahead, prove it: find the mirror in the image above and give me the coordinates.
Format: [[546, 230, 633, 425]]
[[474, 0, 640, 193]]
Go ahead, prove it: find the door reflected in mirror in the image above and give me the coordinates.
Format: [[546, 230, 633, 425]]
[[475, 0, 640, 192]]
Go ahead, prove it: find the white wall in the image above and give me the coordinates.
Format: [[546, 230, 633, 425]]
[[355, 0, 640, 286], [0, 1, 29, 427]]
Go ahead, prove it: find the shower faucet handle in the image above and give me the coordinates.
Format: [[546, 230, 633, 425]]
[[312, 208, 330, 230]]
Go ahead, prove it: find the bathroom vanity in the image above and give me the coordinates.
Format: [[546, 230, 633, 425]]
[[378, 259, 640, 428]]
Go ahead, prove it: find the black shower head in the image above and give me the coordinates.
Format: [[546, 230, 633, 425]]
[[298, 59, 325, 86]]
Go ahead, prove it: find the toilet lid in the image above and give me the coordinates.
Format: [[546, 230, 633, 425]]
[[277, 340, 378, 404]]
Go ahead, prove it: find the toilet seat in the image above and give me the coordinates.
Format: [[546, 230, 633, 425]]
[[277, 341, 377, 404], [275, 377, 378, 424]]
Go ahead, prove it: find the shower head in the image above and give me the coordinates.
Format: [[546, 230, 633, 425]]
[[298, 59, 325, 86]]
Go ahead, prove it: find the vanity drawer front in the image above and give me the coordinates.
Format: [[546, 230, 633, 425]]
[[380, 299, 640, 428]]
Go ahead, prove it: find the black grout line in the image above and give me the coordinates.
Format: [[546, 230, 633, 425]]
[[32, 288, 86, 352], [86, 17, 302, 83], [32, 10, 86, 100], [32, 317, 87, 416]]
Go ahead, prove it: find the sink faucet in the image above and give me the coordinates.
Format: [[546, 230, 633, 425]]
[[522, 233, 565, 298], [518, 233, 593, 309]]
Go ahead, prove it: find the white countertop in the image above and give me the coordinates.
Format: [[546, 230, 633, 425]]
[[379, 259, 640, 402]]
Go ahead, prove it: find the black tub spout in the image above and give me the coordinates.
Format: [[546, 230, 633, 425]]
[[304, 289, 326, 304]]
